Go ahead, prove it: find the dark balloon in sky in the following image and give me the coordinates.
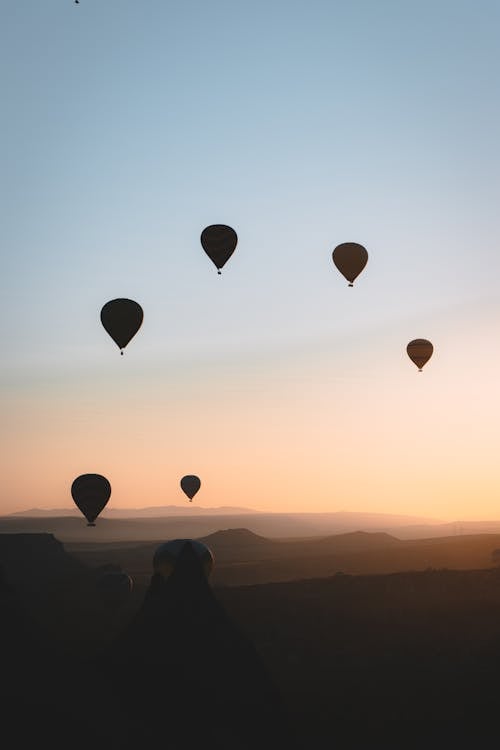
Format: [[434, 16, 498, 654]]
[[201, 224, 237, 274], [407, 339, 433, 371], [153, 539, 214, 579], [332, 242, 368, 286], [100, 298, 143, 354], [71, 473, 111, 526], [180, 475, 201, 501]]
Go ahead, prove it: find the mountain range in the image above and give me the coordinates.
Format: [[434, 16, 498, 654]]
[[5, 508, 500, 543], [6, 505, 261, 518]]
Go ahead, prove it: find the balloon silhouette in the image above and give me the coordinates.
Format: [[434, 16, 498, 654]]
[[201, 225, 237, 274], [100, 299, 143, 354], [332, 242, 368, 286], [407, 339, 433, 371], [153, 540, 214, 579], [71, 474, 111, 526], [180, 475, 201, 501]]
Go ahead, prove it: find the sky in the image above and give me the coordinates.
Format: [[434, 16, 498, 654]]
[[1, 1, 500, 519]]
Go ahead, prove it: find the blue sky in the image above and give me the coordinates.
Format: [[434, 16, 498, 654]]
[[2, 2, 500, 517]]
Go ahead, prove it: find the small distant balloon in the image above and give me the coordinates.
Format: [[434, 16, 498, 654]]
[[407, 339, 433, 371], [71, 474, 111, 526], [180, 475, 201, 501], [100, 298, 143, 354], [153, 539, 214, 579], [201, 225, 237, 274], [332, 242, 368, 286]]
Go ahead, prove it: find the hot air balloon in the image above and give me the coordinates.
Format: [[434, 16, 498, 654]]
[[407, 339, 433, 371], [332, 242, 368, 286], [180, 475, 201, 501], [201, 224, 237, 274], [71, 473, 111, 526], [153, 540, 214, 579], [100, 298, 143, 354]]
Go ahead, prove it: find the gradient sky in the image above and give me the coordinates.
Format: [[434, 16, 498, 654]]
[[2, 1, 500, 519]]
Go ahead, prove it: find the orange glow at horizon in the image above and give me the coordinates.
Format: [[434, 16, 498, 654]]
[[3, 300, 500, 522]]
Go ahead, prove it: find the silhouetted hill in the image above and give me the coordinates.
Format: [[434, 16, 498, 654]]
[[314, 530, 402, 551], [0, 533, 83, 586], [9, 510, 500, 546], [66, 528, 403, 576], [0, 510, 450, 543], [216, 567, 500, 748], [6, 531, 500, 746], [106, 542, 296, 749], [0, 533, 139, 653], [0, 560, 128, 750], [0, 514, 295, 543], [0, 568, 63, 747], [199, 527, 273, 549], [67, 530, 500, 588], [0, 563, 48, 658]]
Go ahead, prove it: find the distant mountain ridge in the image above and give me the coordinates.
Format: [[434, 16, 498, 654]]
[[5, 509, 500, 545], [5, 507, 442, 525], [199, 528, 271, 546], [314, 530, 402, 549], [6, 505, 262, 518]]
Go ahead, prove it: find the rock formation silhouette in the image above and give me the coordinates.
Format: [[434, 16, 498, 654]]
[[0, 543, 130, 750], [106, 541, 297, 749], [0, 533, 82, 585]]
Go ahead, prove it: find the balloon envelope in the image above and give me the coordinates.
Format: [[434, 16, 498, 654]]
[[200, 225, 237, 273], [407, 339, 433, 371], [153, 539, 214, 579], [332, 242, 368, 285], [180, 475, 201, 501], [100, 298, 143, 353], [71, 474, 111, 526]]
